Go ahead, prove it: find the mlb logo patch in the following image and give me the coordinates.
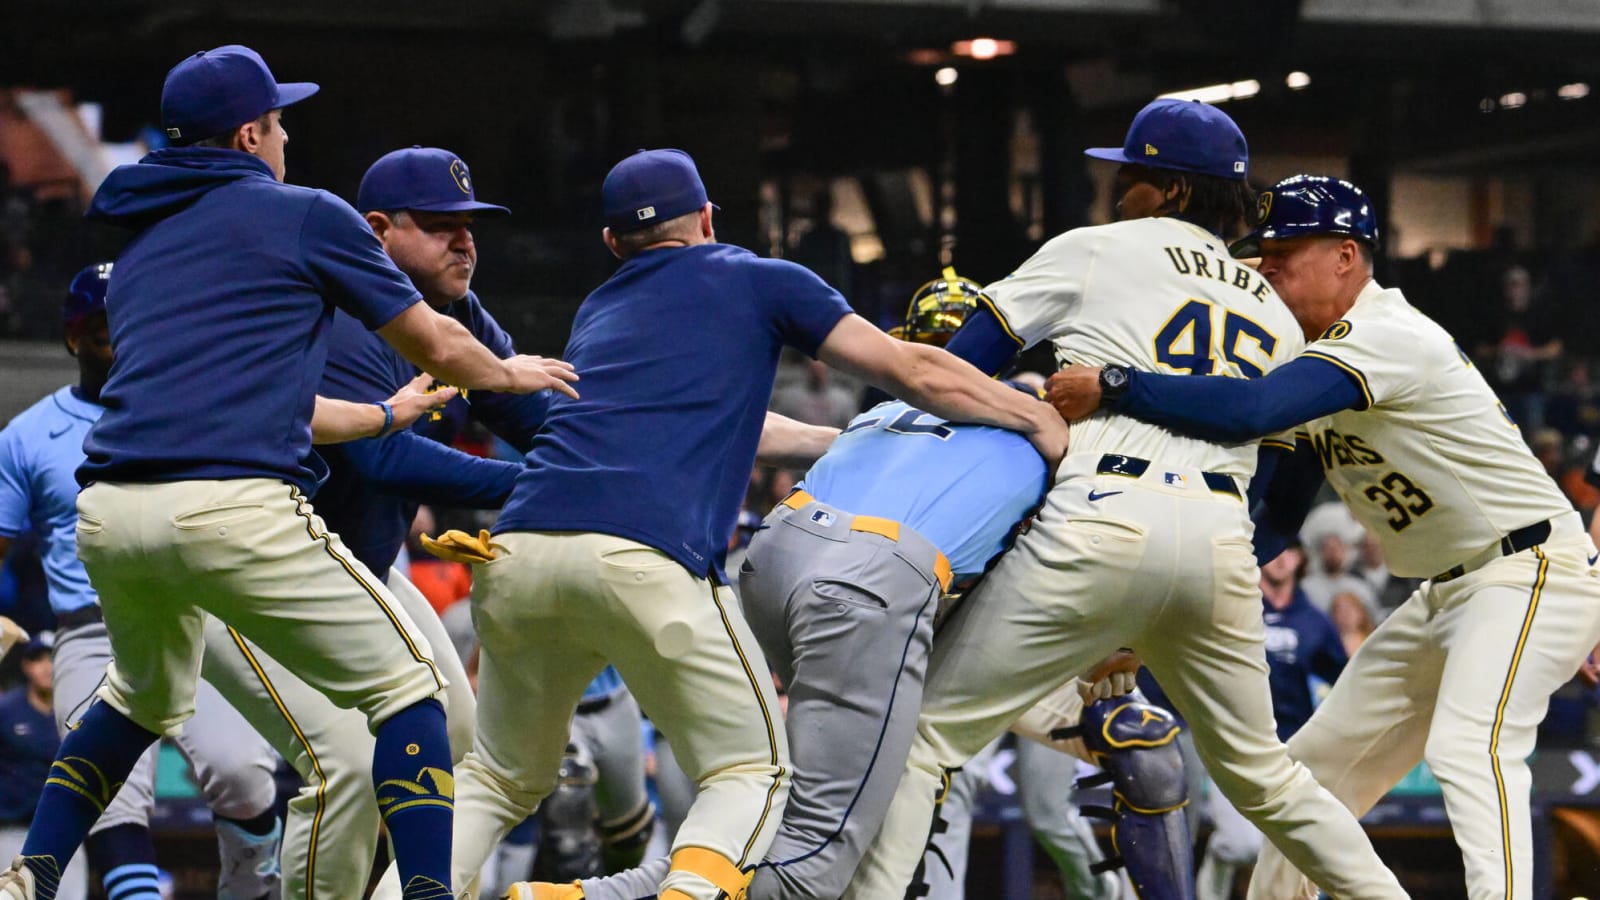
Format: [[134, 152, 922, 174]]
[[636, 206, 657, 221], [1163, 472, 1187, 488], [1233, 161, 1246, 174], [809, 509, 836, 527]]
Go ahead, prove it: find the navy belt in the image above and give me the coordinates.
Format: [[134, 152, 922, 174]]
[[54, 605, 103, 631], [1096, 454, 1241, 499], [576, 694, 614, 716], [1431, 519, 1553, 584]]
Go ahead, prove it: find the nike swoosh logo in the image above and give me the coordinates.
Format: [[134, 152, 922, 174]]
[[48, 426, 73, 439], [1589, 552, 1599, 567], [1087, 489, 1123, 502]]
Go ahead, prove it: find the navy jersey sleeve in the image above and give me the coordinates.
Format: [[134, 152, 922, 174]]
[[319, 313, 411, 403], [301, 192, 422, 331], [946, 303, 1025, 377], [747, 258, 854, 358], [335, 431, 521, 510], [1309, 618, 1349, 686], [1252, 438, 1327, 565], [1117, 356, 1366, 443], [449, 295, 549, 453]]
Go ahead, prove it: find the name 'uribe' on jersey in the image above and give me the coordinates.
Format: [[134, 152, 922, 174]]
[[982, 217, 1304, 480]]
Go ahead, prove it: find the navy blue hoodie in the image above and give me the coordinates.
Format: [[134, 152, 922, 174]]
[[79, 148, 421, 493]]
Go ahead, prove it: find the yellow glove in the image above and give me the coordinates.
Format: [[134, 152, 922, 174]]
[[0, 616, 29, 659], [419, 529, 501, 565]]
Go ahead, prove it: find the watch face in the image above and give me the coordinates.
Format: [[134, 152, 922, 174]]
[[1103, 367, 1128, 389]]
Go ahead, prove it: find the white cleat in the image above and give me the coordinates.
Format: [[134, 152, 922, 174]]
[[0, 857, 38, 900]]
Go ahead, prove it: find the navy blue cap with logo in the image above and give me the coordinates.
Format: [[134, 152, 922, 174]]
[[1230, 174, 1380, 259], [357, 147, 511, 215], [1085, 97, 1249, 181], [602, 149, 716, 234], [160, 45, 319, 145], [65, 262, 113, 327]]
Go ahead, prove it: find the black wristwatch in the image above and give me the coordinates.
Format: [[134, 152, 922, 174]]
[[1098, 365, 1131, 409]]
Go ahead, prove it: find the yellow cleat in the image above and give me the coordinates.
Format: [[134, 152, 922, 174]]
[[503, 882, 583, 900]]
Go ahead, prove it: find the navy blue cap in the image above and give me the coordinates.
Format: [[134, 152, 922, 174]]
[[65, 262, 112, 327], [21, 632, 52, 659], [602, 149, 714, 233], [357, 147, 510, 215], [160, 45, 319, 145], [1230, 174, 1380, 259], [1085, 98, 1248, 181]]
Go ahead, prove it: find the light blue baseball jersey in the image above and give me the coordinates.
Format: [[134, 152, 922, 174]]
[[0, 387, 103, 614], [582, 665, 626, 702], [799, 401, 1048, 579]]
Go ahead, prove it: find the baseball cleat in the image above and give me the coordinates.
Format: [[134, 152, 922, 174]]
[[503, 882, 583, 900], [0, 858, 37, 900]]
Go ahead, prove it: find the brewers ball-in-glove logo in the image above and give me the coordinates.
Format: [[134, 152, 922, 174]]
[[449, 159, 471, 194], [1320, 320, 1352, 341], [1257, 190, 1273, 226]]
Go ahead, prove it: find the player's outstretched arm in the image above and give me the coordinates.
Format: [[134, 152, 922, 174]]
[[311, 371, 458, 444], [756, 411, 840, 469], [817, 313, 1069, 465], [1046, 356, 1363, 442], [376, 303, 579, 397]]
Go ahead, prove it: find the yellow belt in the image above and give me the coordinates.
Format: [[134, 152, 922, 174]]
[[781, 489, 953, 592]]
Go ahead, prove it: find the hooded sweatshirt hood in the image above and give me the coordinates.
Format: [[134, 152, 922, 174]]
[[88, 147, 275, 229]]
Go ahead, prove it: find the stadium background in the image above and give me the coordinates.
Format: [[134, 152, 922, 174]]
[[2, 0, 1600, 896]]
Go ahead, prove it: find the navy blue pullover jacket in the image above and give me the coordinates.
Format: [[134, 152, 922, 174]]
[[79, 148, 421, 493]]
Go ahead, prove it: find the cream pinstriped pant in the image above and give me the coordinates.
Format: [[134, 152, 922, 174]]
[[449, 530, 789, 900], [75, 478, 447, 737], [1249, 518, 1600, 900]]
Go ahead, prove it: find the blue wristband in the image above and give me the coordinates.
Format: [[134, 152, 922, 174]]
[[373, 401, 395, 438]]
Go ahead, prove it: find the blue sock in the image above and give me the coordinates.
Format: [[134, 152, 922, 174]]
[[373, 699, 454, 900], [84, 824, 161, 900], [22, 702, 158, 900]]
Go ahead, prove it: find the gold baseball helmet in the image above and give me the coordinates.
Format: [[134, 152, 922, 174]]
[[891, 266, 983, 346]]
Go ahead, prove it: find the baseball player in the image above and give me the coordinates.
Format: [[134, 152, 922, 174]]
[[507, 270, 1183, 900], [0, 45, 578, 900], [0, 265, 288, 900], [186, 146, 525, 900], [437, 147, 1067, 900], [843, 99, 1408, 900], [1047, 174, 1600, 900]]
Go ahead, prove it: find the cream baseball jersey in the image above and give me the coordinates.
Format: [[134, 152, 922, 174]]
[[984, 216, 1304, 479], [1292, 281, 1573, 578]]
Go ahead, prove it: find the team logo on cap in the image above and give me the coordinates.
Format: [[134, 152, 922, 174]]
[[449, 159, 471, 195], [1257, 191, 1273, 224], [1144, 143, 1159, 156]]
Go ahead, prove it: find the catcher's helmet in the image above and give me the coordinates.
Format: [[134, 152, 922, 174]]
[[893, 266, 983, 346], [1231, 174, 1379, 259], [65, 262, 113, 327]]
